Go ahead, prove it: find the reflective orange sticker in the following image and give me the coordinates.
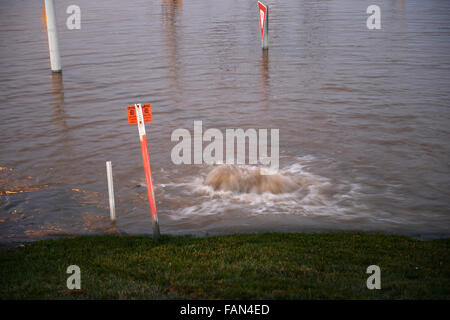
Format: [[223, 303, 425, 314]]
[[127, 104, 153, 124]]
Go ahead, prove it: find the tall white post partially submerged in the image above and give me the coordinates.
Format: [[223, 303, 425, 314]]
[[44, 0, 62, 72], [106, 161, 116, 222]]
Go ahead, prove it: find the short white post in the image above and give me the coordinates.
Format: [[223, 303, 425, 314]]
[[262, 5, 269, 49], [106, 161, 116, 222], [258, 2, 269, 50], [44, 0, 62, 72]]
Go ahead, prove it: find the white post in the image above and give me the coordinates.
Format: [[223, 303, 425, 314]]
[[106, 161, 116, 222], [44, 0, 62, 72]]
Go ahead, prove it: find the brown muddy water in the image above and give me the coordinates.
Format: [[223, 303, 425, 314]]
[[1, 0, 449, 242]]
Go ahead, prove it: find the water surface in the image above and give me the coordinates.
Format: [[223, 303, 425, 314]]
[[1, 0, 449, 242]]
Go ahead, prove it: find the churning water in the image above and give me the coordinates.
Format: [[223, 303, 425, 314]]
[[1, 0, 450, 242]]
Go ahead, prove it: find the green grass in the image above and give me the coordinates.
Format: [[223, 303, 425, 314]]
[[0, 232, 449, 299]]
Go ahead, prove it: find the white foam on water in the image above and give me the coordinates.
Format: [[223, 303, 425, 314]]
[[158, 156, 365, 221]]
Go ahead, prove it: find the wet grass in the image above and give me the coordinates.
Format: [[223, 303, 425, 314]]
[[0, 232, 449, 299]]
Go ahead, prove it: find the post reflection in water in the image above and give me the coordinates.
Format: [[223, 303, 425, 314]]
[[49, 72, 67, 131], [48, 72, 73, 163], [260, 49, 270, 103], [162, 0, 183, 105]]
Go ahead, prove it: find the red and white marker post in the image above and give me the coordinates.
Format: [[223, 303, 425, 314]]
[[258, 1, 269, 49], [127, 103, 160, 240]]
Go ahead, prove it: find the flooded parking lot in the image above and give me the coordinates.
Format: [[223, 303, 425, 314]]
[[1, 0, 449, 241]]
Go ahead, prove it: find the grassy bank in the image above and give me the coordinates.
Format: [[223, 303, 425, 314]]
[[0, 233, 449, 299]]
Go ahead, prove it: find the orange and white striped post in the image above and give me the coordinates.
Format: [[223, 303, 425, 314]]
[[127, 103, 160, 240]]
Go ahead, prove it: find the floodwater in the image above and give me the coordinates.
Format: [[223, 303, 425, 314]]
[[1, 0, 449, 242]]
